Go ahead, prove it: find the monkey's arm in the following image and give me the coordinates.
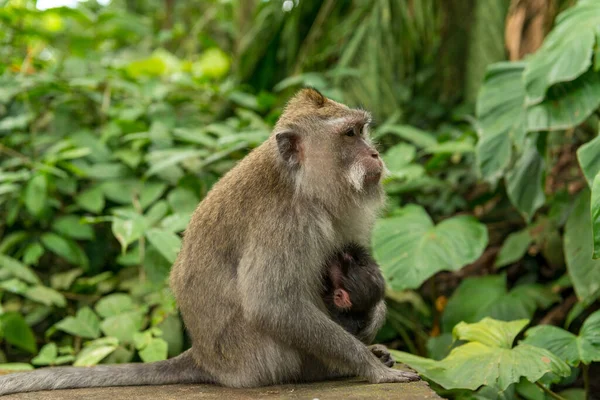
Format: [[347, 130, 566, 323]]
[[356, 300, 387, 344], [238, 253, 417, 384]]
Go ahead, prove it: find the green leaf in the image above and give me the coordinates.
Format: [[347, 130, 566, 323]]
[[41, 233, 87, 267], [526, 70, 600, 131], [505, 136, 546, 222], [76, 186, 105, 213], [24, 174, 47, 217], [475, 62, 526, 184], [391, 319, 570, 391], [24, 286, 66, 307], [167, 188, 199, 215], [143, 246, 171, 283], [453, 318, 529, 349], [100, 311, 145, 343], [0, 278, 29, 294], [53, 216, 94, 240], [523, 2, 600, 105], [373, 205, 488, 291], [145, 149, 203, 177], [55, 307, 101, 339], [32, 343, 58, 366], [159, 213, 191, 233], [22, 243, 44, 265], [374, 125, 437, 148], [95, 293, 136, 318], [111, 215, 146, 253], [564, 190, 600, 303], [577, 133, 600, 186], [146, 228, 181, 263], [592, 172, 600, 259], [50, 268, 83, 290], [0, 363, 33, 372], [442, 276, 506, 332], [139, 182, 167, 209], [0, 254, 41, 284], [73, 339, 118, 367], [524, 325, 600, 366], [382, 144, 416, 173], [1, 312, 37, 353], [495, 230, 533, 268], [138, 338, 168, 363]]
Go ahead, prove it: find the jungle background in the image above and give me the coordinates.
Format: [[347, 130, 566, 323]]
[[1, 0, 600, 399]]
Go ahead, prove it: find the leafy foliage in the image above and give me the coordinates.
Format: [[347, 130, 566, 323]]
[[0, 0, 599, 399]]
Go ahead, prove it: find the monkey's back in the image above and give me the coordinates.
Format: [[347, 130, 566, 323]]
[[169, 140, 306, 386]]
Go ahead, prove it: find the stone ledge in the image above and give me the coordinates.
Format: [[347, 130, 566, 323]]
[[4, 378, 439, 400]]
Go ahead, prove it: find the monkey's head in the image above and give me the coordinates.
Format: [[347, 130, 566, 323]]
[[273, 89, 385, 202]]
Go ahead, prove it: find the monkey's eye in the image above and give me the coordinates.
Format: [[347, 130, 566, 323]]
[[345, 128, 355, 137]]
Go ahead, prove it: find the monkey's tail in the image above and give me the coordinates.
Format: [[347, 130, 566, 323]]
[[0, 349, 212, 396]]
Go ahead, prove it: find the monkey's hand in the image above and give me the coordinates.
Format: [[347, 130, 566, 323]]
[[365, 366, 421, 384], [369, 344, 394, 367]]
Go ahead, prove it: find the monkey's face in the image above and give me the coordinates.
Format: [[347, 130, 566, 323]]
[[274, 89, 386, 199]]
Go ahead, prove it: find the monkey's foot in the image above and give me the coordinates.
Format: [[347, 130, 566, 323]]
[[366, 367, 421, 384], [369, 344, 395, 367]]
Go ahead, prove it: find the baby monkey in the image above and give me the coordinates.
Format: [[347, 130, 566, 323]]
[[324, 244, 386, 338]]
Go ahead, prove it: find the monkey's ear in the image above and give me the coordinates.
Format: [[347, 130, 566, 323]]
[[276, 131, 303, 167], [299, 88, 326, 107]]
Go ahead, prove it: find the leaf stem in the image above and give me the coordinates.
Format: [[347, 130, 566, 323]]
[[535, 382, 567, 400], [583, 363, 590, 399]]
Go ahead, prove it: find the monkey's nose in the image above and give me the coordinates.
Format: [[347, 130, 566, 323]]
[[371, 151, 379, 158]]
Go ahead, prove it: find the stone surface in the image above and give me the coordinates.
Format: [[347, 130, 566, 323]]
[[4, 378, 439, 400]]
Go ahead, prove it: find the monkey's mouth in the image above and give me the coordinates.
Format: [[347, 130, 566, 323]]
[[364, 171, 382, 184]]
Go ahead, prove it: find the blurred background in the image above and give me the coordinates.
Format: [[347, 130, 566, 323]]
[[1, 0, 600, 399]]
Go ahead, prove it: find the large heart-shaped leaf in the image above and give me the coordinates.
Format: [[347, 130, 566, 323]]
[[441, 275, 558, 332], [505, 135, 546, 222], [523, 1, 600, 105], [475, 62, 526, 184], [391, 318, 570, 391], [577, 133, 600, 185], [373, 205, 488, 291], [523, 314, 600, 366], [527, 70, 600, 132], [564, 190, 600, 303]]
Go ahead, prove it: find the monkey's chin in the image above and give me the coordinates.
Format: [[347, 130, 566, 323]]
[[364, 171, 382, 185]]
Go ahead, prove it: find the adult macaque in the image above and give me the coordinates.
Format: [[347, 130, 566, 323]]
[[0, 89, 419, 395]]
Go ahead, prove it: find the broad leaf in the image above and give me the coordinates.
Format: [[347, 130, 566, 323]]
[[146, 228, 182, 263], [73, 338, 118, 367], [24, 286, 66, 307], [0, 254, 40, 284], [52, 216, 94, 240], [0, 312, 37, 353], [41, 233, 87, 267], [475, 62, 526, 184], [55, 307, 101, 339], [524, 2, 600, 105], [138, 338, 168, 363], [95, 293, 136, 318], [577, 133, 600, 185], [564, 191, 600, 303], [112, 214, 146, 253], [373, 205, 488, 291], [592, 172, 600, 258], [495, 229, 532, 268], [32, 343, 58, 366], [392, 318, 570, 391], [505, 136, 546, 222], [524, 325, 600, 366], [453, 318, 529, 349], [382, 143, 416, 174], [527, 70, 600, 131], [76, 186, 105, 213], [100, 311, 145, 343], [24, 174, 47, 217]]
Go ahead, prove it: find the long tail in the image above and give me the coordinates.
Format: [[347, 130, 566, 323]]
[[0, 349, 211, 396]]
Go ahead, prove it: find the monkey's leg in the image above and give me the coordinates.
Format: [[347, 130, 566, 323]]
[[0, 349, 211, 396]]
